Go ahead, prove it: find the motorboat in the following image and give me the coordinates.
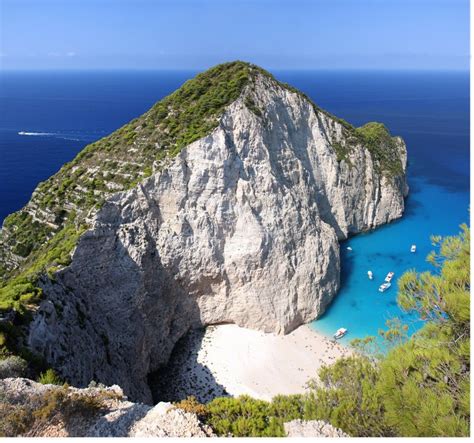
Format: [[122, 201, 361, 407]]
[[346, 246, 352, 251], [410, 244, 417, 253], [379, 282, 391, 292], [334, 328, 348, 339], [385, 272, 395, 283], [368, 270, 373, 280]]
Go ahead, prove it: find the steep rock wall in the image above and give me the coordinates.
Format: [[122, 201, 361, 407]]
[[27, 74, 408, 402]]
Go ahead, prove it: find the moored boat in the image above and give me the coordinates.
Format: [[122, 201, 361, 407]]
[[385, 271, 395, 282], [334, 328, 348, 339], [368, 270, 373, 280], [379, 282, 391, 292], [411, 244, 417, 253]]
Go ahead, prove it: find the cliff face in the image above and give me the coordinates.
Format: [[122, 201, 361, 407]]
[[24, 67, 408, 403]]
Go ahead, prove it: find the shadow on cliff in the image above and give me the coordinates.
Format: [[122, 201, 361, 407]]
[[65, 403, 150, 437], [37, 204, 210, 405], [148, 327, 230, 404], [315, 244, 356, 320]]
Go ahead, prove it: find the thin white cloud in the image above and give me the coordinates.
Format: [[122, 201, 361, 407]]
[[66, 51, 76, 57]]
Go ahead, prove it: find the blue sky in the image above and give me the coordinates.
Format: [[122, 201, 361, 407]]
[[0, 0, 469, 70]]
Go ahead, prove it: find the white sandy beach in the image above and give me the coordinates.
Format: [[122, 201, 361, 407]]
[[152, 324, 351, 403], [197, 324, 351, 401]]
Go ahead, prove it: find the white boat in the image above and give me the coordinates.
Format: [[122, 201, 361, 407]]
[[410, 244, 417, 253], [334, 328, 347, 339], [368, 270, 373, 280], [346, 246, 352, 251], [379, 282, 391, 292], [385, 272, 395, 283]]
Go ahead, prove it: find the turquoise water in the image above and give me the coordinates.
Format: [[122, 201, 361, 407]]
[[309, 177, 469, 344]]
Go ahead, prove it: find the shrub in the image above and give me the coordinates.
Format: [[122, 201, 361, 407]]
[[32, 386, 104, 424], [0, 384, 114, 436], [204, 395, 298, 437], [244, 96, 262, 117], [306, 356, 392, 437], [332, 141, 352, 164], [143, 166, 153, 178], [174, 396, 208, 419], [0, 356, 28, 379], [37, 369, 63, 385]]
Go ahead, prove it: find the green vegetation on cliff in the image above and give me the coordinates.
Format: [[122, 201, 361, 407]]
[[177, 226, 470, 437], [0, 218, 85, 362], [0, 61, 405, 282], [0, 61, 255, 277], [356, 122, 404, 176], [0, 61, 257, 367], [0, 62, 255, 323], [149, 61, 251, 153], [329, 122, 404, 175]]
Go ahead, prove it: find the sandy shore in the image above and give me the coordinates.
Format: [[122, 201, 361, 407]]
[[197, 324, 351, 401], [151, 324, 351, 403]]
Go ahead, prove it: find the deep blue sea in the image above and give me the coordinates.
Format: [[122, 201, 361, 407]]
[[0, 70, 469, 344]]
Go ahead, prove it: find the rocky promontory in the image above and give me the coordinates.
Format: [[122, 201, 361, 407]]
[[0, 62, 408, 403]]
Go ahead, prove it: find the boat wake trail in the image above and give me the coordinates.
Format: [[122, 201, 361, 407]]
[[18, 131, 54, 136], [18, 130, 105, 142]]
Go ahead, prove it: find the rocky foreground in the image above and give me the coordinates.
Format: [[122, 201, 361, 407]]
[[0, 378, 347, 437], [0, 378, 213, 437]]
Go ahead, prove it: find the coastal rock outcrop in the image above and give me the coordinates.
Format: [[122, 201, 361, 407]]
[[0, 378, 214, 437], [6, 63, 407, 402], [0, 377, 348, 437]]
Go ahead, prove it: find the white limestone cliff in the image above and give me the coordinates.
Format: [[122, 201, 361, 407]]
[[27, 72, 408, 403]]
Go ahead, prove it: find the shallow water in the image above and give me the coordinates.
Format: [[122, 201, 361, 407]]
[[308, 177, 468, 344]]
